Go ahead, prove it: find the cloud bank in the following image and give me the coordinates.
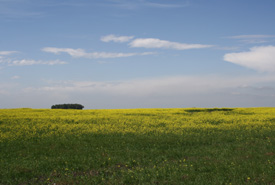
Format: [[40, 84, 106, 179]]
[[8, 74, 274, 109], [224, 46, 275, 72], [129, 38, 213, 50], [26, 74, 275, 96]]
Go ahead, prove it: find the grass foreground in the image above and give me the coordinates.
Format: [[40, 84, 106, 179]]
[[0, 108, 274, 184]]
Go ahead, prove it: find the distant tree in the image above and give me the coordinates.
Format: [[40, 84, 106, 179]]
[[51, 104, 84, 110]]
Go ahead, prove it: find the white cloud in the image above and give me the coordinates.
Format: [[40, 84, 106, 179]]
[[42, 47, 154, 58], [42, 47, 88, 57], [0, 51, 17, 55], [129, 38, 213, 50], [0, 59, 67, 66], [224, 46, 275, 72], [101, 34, 134, 43]]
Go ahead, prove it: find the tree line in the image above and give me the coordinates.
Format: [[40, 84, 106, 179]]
[[51, 104, 84, 110]]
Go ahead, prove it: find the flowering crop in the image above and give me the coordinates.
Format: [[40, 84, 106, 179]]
[[0, 108, 274, 184]]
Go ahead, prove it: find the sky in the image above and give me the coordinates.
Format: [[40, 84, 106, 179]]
[[1, 0, 275, 109]]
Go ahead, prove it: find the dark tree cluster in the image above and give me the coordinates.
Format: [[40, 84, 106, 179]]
[[51, 104, 84, 110]]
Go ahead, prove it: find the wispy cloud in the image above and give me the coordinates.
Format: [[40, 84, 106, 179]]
[[215, 46, 240, 51], [0, 0, 96, 20], [224, 45, 275, 72], [0, 51, 17, 55], [105, 0, 189, 10], [129, 38, 213, 50], [144, 2, 189, 8], [35, 1, 89, 8], [0, 0, 43, 19], [0, 59, 67, 66], [101, 34, 134, 43], [227, 35, 275, 44], [0, 50, 67, 66], [11, 75, 20, 79], [228, 35, 275, 39], [42, 47, 155, 58]]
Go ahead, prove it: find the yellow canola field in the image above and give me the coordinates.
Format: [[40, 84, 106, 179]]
[[1, 108, 274, 142]]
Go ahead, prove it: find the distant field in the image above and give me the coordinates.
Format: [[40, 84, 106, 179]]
[[0, 108, 274, 184]]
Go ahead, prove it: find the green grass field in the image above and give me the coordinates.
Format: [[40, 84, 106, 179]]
[[0, 108, 274, 184]]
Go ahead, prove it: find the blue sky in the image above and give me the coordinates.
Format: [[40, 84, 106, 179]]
[[1, 0, 275, 109]]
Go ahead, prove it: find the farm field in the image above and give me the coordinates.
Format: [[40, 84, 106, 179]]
[[0, 108, 274, 184]]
